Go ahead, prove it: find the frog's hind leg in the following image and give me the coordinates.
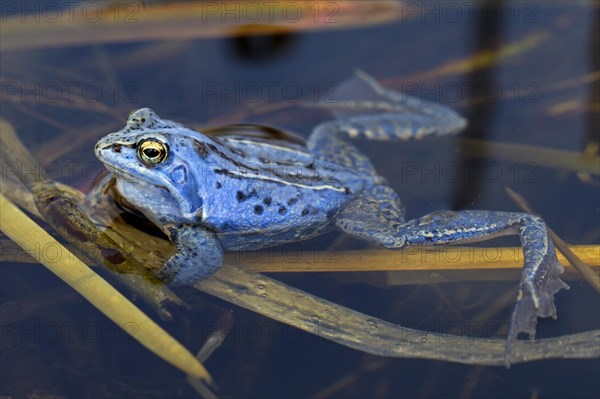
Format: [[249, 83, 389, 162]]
[[307, 70, 467, 174], [337, 193, 568, 355]]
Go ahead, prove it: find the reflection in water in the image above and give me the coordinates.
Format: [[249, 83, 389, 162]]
[[587, 8, 599, 147], [453, 0, 504, 210], [228, 26, 297, 62]]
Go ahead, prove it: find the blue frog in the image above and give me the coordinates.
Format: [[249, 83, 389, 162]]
[[94, 71, 568, 342]]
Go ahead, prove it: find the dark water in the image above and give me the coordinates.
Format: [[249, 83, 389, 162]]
[[1, 2, 599, 398]]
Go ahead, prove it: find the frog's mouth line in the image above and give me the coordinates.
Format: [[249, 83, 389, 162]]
[[103, 164, 168, 192]]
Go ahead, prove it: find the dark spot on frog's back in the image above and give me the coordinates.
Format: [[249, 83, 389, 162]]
[[287, 197, 299, 206], [263, 197, 272, 206], [236, 189, 257, 202], [278, 206, 287, 214], [254, 205, 264, 215], [216, 182, 223, 189], [301, 206, 318, 216], [194, 140, 208, 157]]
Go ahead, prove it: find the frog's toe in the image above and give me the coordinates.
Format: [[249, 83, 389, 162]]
[[532, 254, 570, 319], [536, 250, 569, 312], [155, 250, 222, 286]]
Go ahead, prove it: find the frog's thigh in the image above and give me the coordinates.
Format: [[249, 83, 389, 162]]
[[156, 225, 223, 286], [308, 121, 378, 175]]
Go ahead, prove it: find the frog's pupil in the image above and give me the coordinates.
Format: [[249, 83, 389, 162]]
[[144, 147, 160, 158]]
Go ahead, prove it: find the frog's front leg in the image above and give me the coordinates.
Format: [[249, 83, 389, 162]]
[[154, 224, 223, 286], [337, 192, 569, 349]]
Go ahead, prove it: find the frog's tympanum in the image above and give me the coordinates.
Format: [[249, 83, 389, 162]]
[[93, 71, 568, 340]]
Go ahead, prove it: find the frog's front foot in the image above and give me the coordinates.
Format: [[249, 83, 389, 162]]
[[154, 225, 223, 286]]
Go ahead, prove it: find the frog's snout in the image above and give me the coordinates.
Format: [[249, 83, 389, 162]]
[[94, 137, 117, 161], [94, 137, 108, 155], [93, 140, 103, 158]]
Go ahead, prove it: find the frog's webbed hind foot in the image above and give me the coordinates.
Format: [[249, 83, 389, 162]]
[[503, 238, 569, 365], [154, 225, 223, 286], [337, 198, 569, 356], [506, 236, 569, 350]]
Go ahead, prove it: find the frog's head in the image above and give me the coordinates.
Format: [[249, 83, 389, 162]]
[[94, 108, 207, 222]]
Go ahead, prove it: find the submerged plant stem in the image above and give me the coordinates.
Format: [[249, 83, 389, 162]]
[[195, 265, 600, 366]]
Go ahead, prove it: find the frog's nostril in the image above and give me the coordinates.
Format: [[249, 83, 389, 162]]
[[94, 142, 110, 156]]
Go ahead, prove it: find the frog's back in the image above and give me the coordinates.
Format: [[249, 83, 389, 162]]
[[200, 129, 363, 250]]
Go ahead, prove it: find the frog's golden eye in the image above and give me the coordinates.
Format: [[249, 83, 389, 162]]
[[137, 138, 168, 165]]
